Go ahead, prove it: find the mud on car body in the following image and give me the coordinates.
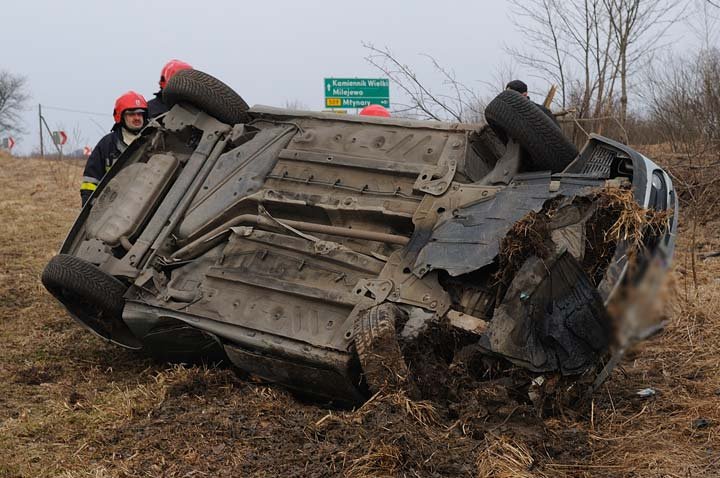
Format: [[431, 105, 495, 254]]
[[42, 70, 678, 404]]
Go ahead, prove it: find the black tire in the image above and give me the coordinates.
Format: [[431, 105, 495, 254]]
[[41, 254, 141, 349], [485, 89, 577, 173], [162, 69, 250, 125], [354, 303, 419, 397]]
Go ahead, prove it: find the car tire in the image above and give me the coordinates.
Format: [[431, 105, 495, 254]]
[[162, 69, 250, 125], [485, 89, 577, 173], [41, 254, 141, 349], [354, 303, 419, 397]]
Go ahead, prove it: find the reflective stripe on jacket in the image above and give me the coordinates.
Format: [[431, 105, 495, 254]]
[[80, 127, 127, 205]]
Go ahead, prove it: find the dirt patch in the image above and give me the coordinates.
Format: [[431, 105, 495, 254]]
[[494, 205, 553, 303], [164, 366, 242, 398], [402, 321, 470, 403], [13, 364, 64, 385]]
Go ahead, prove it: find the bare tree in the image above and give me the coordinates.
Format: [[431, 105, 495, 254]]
[[0, 70, 30, 135], [603, 0, 685, 126], [483, 60, 520, 94], [506, 0, 625, 139], [643, 47, 720, 294], [506, 0, 570, 107], [688, 0, 720, 49], [642, 0, 720, 147], [555, 0, 620, 125], [363, 43, 484, 122], [507, 0, 629, 144], [507, 0, 684, 132]]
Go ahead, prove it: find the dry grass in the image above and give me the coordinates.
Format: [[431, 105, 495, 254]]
[[1, 155, 719, 477], [592, 187, 673, 263], [476, 435, 537, 478], [355, 391, 441, 428], [345, 442, 403, 478]]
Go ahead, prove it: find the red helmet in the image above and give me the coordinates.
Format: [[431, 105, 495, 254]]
[[359, 104, 391, 117], [113, 91, 148, 124], [159, 59, 193, 89]]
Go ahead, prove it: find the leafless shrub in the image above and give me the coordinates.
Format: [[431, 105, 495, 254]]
[[642, 46, 720, 293], [44, 155, 82, 191], [0, 70, 30, 136], [645, 49, 720, 150]]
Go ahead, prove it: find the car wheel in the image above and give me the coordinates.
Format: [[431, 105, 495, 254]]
[[354, 303, 419, 397], [162, 69, 250, 125], [41, 254, 141, 349], [484, 89, 578, 173]]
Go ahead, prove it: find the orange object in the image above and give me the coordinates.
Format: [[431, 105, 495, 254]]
[[159, 59, 193, 89], [113, 91, 148, 124], [359, 104, 390, 117]]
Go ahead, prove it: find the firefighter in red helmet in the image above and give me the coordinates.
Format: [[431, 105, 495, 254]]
[[147, 59, 193, 118], [359, 104, 391, 117], [80, 91, 148, 206]]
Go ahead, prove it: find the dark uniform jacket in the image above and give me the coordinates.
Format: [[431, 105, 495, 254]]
[[147, 91, 169, 119], [536, 102, 560, 127], [80, 126, 127, 205]]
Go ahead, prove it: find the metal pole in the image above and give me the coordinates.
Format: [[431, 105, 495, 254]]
[[171, 214, 410, 261], [40, 116, 62, 156], [38, 104, 44, 159]]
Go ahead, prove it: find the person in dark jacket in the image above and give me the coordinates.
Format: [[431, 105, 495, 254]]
[[80, 91, 148, 206], [147, 59, 193, 118], [505, 79, 560, 126]]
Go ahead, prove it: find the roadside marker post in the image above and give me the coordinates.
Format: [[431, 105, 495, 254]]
[[1, 137, 15, 151]]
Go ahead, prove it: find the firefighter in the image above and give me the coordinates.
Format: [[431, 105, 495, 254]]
[[359, 104, 391, 117], [147, 59, 193, 118], [80, 91, 148, 206]]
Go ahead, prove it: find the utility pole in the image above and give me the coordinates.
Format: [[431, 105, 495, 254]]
[[38, 104, 44, 159]]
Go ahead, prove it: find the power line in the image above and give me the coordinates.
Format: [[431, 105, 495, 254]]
[[88, 118, 110, 135], [42, 105, 107, 117]]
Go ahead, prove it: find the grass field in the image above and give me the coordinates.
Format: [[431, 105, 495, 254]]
[[0, 155, 718, 477]]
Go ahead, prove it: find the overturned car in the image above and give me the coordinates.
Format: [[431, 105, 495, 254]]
[[42, 70, 677, 405]]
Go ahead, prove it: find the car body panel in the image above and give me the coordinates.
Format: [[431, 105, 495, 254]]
[[46, 102, 678, 404]]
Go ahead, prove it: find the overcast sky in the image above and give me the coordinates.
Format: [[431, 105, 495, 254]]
[[2, 0, 524, 153], [2, 0, 701, 154]]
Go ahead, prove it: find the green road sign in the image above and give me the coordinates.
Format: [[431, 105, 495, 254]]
[[324, 78, 389, 109]]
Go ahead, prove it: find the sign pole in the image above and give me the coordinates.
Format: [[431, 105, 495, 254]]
[[41, 117, 62, 156], [38, 104, 44, 159]]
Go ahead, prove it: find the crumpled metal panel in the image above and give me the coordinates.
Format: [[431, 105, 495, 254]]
[[478, 252, 611, 374], [177, 125, 297, 239], [413, 172, 553, 277]]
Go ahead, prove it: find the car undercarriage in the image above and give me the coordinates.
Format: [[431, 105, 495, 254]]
[[43, 70, 678, 406]]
